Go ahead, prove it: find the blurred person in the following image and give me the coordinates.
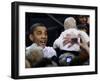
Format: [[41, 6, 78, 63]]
[[77, 15, 90, 35]]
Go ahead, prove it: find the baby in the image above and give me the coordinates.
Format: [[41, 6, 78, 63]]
[[53, 17, 89, 65], [53, 17, 89, 51]]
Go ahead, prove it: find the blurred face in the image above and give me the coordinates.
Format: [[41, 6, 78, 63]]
[[31, 26, 48, 48], [79, 16, 87, 24]]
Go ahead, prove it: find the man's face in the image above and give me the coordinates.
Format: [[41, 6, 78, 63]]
[[32, 26, 48, 48]]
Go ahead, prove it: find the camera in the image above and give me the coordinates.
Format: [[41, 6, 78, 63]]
[[66, 56, 72, 63]]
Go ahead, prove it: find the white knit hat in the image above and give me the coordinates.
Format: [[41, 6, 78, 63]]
[[64, 17, 77, 30]]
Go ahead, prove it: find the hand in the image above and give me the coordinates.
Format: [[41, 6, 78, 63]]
[[63, 34, 72, 46], [78, 34, 89, 54]]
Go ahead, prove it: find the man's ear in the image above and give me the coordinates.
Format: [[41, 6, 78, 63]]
[[29, 34, 34, 42]]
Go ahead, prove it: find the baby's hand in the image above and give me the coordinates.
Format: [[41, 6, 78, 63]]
[[63, 34, 72, 46]]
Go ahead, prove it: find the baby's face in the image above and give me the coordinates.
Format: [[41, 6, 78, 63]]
[[32, 26, 48, 48]]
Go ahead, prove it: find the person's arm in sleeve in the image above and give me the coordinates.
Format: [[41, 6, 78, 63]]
[[53, 32, 65, 49], [79, 31, 89, 43], [53, 38, 60, 49]]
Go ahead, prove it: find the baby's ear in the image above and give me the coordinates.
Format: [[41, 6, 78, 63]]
[[29, 34, 34, 42]]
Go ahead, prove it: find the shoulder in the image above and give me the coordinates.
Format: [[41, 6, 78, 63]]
[[79, 30, 89, 38], [26, 45, 32, 51], [79, 30, 89, 43], [26, 43, 37, 50], [26, 43, 38, 55]]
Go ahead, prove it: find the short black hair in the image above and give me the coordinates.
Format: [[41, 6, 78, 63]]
[[30, 23, 46, 34]]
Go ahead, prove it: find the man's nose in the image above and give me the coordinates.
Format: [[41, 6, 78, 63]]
[[41, 34, 46, 38]]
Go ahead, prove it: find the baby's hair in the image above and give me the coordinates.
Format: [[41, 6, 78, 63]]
[[64, 17, 77, 30], [30, 23, 46, 34]]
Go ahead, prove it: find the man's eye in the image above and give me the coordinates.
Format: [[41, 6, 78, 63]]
[[45, 32, 47, 36], [37, 31, 42, 35]]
